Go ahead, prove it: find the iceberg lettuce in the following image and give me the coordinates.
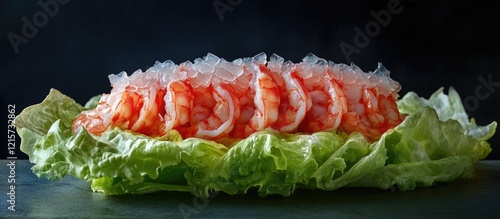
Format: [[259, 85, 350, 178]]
[[14, 88, 496, 197]]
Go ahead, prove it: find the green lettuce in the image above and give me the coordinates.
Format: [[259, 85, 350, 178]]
[[14, 88, 496, 197]]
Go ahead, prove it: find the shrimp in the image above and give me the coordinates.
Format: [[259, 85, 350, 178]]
[[340, 85, 403, 140], [179, 84, 240, 139], [72, 53, 405, 142], [164, 80, 193, 131], [272, 67, 312, 132], [129, 86, 167, 135], [72, 98, 113, 134], [247, 65, 280, 134], [298, 77, 347, 133], [72, 85, 166, 136], [231, 65, 280, 138]]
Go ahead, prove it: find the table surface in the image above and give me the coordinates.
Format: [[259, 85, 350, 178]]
[[1, 160, 499, 218]]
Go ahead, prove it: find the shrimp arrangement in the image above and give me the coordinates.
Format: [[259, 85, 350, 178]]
[[73, 53, 404, 141]]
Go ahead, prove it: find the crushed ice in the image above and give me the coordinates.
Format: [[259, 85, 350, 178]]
[[373, 62, 390, 77], [107, 53, 398, 94]]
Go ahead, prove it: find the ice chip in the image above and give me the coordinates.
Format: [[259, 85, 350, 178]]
[[163, 60, 175, 68], [270, 53, 284, 63], [232, 58, 243, 65], [192, 71, 212, 88], [316, 57, 328, 66], [337, 63, 349, 71], [171, 69, 187, 82], [108, 71, 129, 88], [230, 65, 244, 78], [204, 53, 220, 65], [153, 60, 163, 68], [299, 66, 313, 79], [186, 68, 198, 79], [216, 59, 243, 81], [128, 69, 147, 87], [268, 54, 284, 73], [132, 69, 143, 75], [129, 69, 143, 81], [198, 62, 213, 74], [195, 60, 214, 74], [159, 71, 171, 87], [252, 52, 267, 64], [373, 62, 390, 77], [145, 67, 160, 81], [194, 58, 203, 65], [334, 63, 355, 83], [147, 61, 162, 72], [242, 57, 252, 64], [349, 63, 361, 73], [155, 60, 176, 75], [302, 53, 318, 64], [327, 63, 341, 81], [180, 61, 195, 73]]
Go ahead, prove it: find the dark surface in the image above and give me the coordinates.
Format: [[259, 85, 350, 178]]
[[0, 160, 499, 218], [1, 0, 499, 159]]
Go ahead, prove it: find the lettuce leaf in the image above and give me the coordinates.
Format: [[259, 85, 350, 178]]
[[14, 88, 496, 197]]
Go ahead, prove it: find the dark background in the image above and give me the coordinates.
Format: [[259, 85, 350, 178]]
[[1, 0, 499, 159]]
